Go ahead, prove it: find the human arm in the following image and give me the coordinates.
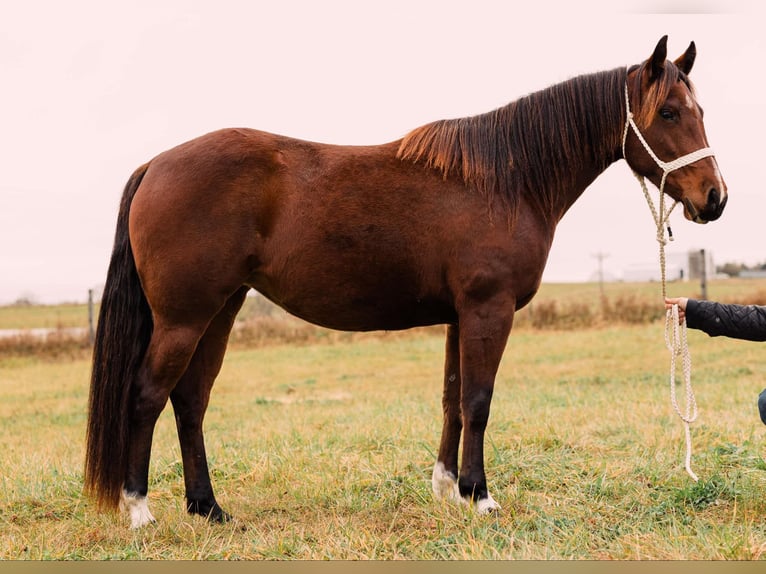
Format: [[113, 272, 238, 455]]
[[678, 299, 766, 342]]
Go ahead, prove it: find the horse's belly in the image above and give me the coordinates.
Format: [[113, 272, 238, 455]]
[[249, 275, 455, 332], [292, 302, 455, 332]]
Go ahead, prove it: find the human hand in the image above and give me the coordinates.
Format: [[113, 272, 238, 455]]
[[664, 297, 688, 323]]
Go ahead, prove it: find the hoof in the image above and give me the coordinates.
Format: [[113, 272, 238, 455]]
[[475, 493, 501, 515], [120, 490, 157, 529], [210, 509, 233, 523], [187, 499, 231, 523], [432, 462, 501, 514], [432, 462, 463, 502]]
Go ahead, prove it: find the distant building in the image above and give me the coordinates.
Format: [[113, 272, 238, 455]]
[[740, 270, 766, 279]]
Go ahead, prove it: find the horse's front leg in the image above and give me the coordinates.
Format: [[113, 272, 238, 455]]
[[432, 324, 463, 502], [456, 302, 513, 514]]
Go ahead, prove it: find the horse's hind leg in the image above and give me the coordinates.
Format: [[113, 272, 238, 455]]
[[122, 320, 208, 529], [433, 324, 463, 502], [169, 286, 249, 522]]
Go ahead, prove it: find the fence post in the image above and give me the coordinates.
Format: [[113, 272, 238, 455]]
[[699, 249, 708, 300]]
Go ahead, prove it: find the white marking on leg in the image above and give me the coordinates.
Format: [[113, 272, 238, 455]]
[[431, 462, 464, 503], [476, 492, 502, 514], [120, 489, 156, 529], [432, 462, 501, 513]]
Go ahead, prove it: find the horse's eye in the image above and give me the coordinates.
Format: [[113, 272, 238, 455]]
[[659, 108, 676, 121]]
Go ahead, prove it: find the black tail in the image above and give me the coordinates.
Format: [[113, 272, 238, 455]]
[[84, 163, 153, 510]]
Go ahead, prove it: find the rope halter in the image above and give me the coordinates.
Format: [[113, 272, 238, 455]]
[[622, 81, 715, 204], [622, 78, 717, 483]]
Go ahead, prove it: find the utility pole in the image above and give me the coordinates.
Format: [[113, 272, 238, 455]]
[[593, 252, 609, 299]]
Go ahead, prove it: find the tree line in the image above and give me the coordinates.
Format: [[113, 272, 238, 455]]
[[717, 261, 766, 277]]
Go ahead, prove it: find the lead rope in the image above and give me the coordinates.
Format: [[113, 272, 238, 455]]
[[630, 166, 699, 482], [622, 79, 714, 482]]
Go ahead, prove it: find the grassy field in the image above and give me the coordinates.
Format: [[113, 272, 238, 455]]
[[2, 317, 766, 559]]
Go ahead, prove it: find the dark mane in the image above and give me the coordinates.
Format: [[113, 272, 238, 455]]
[[397, 68, 630, 221]]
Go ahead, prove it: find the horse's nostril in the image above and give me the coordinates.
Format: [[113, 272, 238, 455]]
[[701, 187, 727, 222], [707, 187, 720, 208]]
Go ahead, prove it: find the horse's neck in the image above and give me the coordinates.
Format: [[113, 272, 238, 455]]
[[557, 155, 621, 220], [504, 69, 626, 224], [549, 115, 625, 222]]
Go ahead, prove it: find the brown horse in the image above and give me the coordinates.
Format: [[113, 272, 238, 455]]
[[85, 36, 727, 528]]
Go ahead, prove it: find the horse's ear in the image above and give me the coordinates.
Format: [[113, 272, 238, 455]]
[[674, 41, 696, 75], [649, 35, 669, 81]]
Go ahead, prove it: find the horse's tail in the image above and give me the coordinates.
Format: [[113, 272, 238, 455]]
[[84, 162, 153, 511]]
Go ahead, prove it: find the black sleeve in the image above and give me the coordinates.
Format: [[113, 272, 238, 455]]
[[685, 299, 766, 342]]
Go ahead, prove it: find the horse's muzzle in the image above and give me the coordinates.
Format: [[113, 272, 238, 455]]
[[684, 186, 727, 223]]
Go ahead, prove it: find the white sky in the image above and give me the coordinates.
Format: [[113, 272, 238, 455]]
[[1, 0, 763, 304]]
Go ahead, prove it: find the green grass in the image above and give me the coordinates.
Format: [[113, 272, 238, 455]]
[[2, 324, 766, 559]]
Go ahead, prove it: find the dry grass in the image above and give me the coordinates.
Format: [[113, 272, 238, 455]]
[[0, 330, 91, 362]]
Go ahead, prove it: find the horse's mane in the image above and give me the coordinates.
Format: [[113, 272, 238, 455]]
[[397, 64, 687, 222]]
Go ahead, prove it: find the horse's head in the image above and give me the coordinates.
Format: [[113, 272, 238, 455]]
[[624, 36, 727, 223]]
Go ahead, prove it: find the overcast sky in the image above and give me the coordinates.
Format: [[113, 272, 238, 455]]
[[1, 0, 762, 304]]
